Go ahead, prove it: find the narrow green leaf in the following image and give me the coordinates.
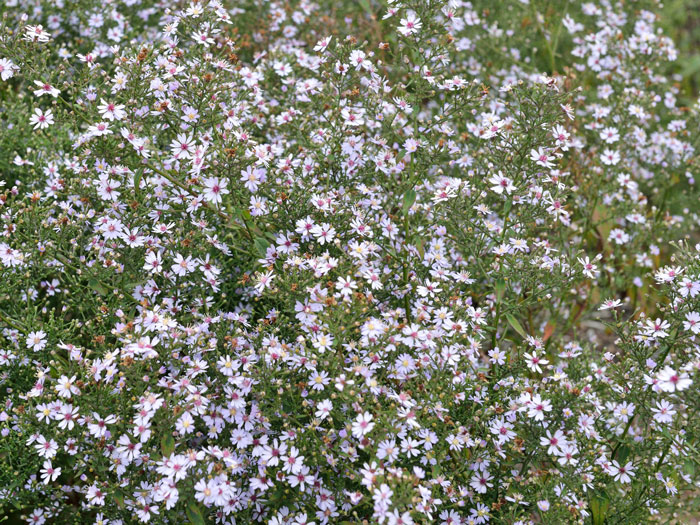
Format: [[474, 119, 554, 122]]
[[589, 492, 610, 525], [268, 486, 285, 505], [495, 279, 506, 301], [684, 459, 696, 477], [88, 278, 107, 295], [416, 237, 425, 258], [254, 236, 270, 257], [114, 489, 125, 509], [615, 444, 631, 463], [505, 313, 527, 339], [503, 198, 512, 216], [185, 503, 206, 525], [402, 189, 417, 215], [134, 168, 143, 196], [358, 0, 372, 17], [161, 434, 175, 457]]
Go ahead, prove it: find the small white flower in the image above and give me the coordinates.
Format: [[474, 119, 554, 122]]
[[656, 366, 692, 392], [352, 412, 375, 438]]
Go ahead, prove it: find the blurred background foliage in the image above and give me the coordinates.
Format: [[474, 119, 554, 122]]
[[662, 0, 700, 101]]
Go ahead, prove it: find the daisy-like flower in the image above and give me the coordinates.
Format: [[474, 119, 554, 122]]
[[135, 499, 159, 522], [651, 400, 676, 424], [254, 270, 276, 293], [377, 439, 399, 463], [87, 484, 106, 506], [539, 429, 566, 455], [609, 460, 635, 483], [202, 177, 229, 206], [170, 133, 195, 159], [34, 435, 58, 458], [335, 276, 357, 299], [530, 147, 554, 168], [524, 352, 549, 373], [26, 330, 47, 352], [645, 318, 670, 339], [176, 412, 195, 435], [97, 99, 126, 121], [488, 347, 506, 365], [578, 255, 601, 279], [470, 471, 493, 494], [35, 403, 53, 423], [315, 399, 333, 420], [24, 25, 51, 43], [525, 393, 552, 421], [599, 298, 623, 310], [144, 251, 163, 273], [313, 36, 332, 52], [40, 460, 61, 484], [600, 148, 620, 166], [488, 171, 515, 195], [398, 11, 422, 36], [309, 370, 330, 391], [87, 122, 112, 137], [683, 312, 700, 334], [281, 446, 304, 475], [600, 127, 620, 143], [240, 166, 266, 193], [55, 375, 80, 398], [57, 404, 79, 430], [171, 253, 196, 277], [33, 80, 60, 98], [656, 366, 692, 392], [88, 412, 117, 439], [352, 412, 375, 438], [310, 223, 336, 245], [0, 58, 19, 81], [311, 332, 333, 353]]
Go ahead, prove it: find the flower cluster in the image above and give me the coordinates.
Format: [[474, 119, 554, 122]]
[[0, 0, 699, 524]]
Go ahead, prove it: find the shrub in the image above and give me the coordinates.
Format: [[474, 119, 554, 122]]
[[0, 0, 699, 523]]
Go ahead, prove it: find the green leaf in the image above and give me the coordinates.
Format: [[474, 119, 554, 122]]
[[589, 492, 610, 525], [503, 198, 512, 216], [615, 444, 631, 463], [684, 459, 696, 477], [358, 0, 372, 17], [114, 489, 125, 509], [185, 503, 206, 525], [267, 486, 285, 505], [495, 279, 506, 301], [680, 54, 700, 77], [134, 167, 144, 197], [505, 313, 527, 339], [125, 280, 145, 291], [161, 434, 175, 457], [88, 278, 107, 295], [416, 236, 425, 258], [254, 236, 270, 257], [402, 189, 417, 216]]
